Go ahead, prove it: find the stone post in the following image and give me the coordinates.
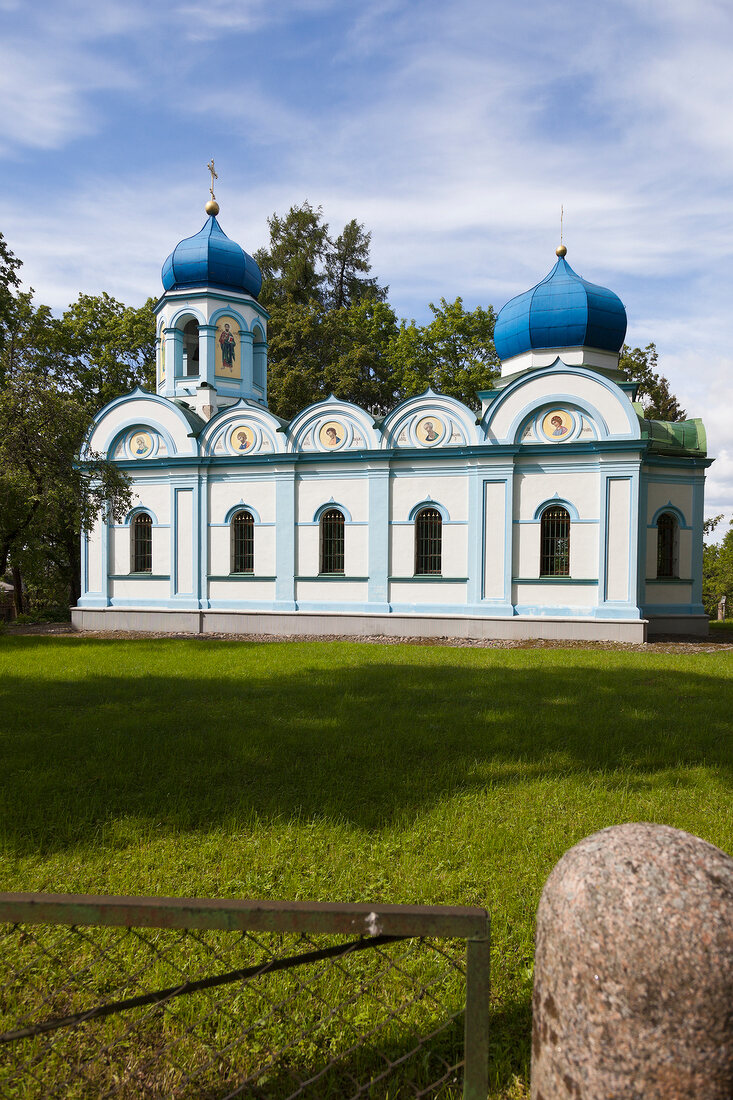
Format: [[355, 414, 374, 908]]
[[531, 823, 733, 1099]]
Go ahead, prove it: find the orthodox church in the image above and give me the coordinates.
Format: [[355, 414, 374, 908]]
[[72, 192, 711, 641]]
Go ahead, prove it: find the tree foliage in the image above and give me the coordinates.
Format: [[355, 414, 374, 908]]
[[619, 342, 686, 421], [255, 203, 393, 418], [702, 514, 733, 618], [388, 297, 500, 409], [0, 236, 153, 611]]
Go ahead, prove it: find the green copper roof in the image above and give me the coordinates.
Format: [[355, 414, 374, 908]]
[[638, 415, 707, 456]]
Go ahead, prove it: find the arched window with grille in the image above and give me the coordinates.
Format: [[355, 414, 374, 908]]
[[131, 513, 153, 574], [540, 506, 570, 577], [414, 508, 442, 575], [231, 510, 255, 574], [656, 512, 678, 578], [319, 509, 345, 574]]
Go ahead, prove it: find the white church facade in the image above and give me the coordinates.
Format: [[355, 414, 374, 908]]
[[72, 200, 711, 642]]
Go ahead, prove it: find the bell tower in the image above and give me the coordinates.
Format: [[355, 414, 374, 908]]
[[154, 164, 269, 420]]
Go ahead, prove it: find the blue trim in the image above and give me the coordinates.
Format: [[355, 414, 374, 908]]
[[109, 574, 170, 580], [642, 602, 707, 616], [296, 576, 369, 582], [483, 364, 639, 440], [515, 518, 598, 524], [390, 576, 468, 583], [533, 497, 579, 522], [691, 475, 705, 607], [650, 502, 689, 528], [223, 501, 262, 524], [503, 473, 513, 605], [312, 501, 353, 523], [388, 601, 470, 614], [513, 604, 597, 618], [167, 304, 207, 328], [123, 506, 160, 526], [513, 577, 598, 585], [407, 499, 450, 522], [368, 469, 389, 609], [466, 467, 482, 606], [275, 473, 296, 606], [155, 287, 270, 322], [209, 575, 276, 581]]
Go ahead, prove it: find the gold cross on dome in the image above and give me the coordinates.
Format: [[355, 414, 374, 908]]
[[207, 159, 218, 201]]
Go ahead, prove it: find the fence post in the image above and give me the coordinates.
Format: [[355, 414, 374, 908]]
[[463, 921, 490, 1100]]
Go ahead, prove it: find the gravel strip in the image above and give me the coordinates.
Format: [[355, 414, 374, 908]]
[[4, 621, 733, 654]]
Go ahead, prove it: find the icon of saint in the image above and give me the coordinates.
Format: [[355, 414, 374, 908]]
[[325, 426, 341, 446], [236, 430, 250, 451], [219, 323, 236, 371], [550, 415, 568, 437], [423, 420, 438, 441], [135, 436, 148, 454]]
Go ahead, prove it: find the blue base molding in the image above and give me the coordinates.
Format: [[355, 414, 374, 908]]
[[642, 602, 706, 617]]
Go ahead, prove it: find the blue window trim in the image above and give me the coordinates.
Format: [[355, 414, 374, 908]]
[[407, 499, 451, 523], [312, 501, 353, 523], [533, 497, 579, 522]]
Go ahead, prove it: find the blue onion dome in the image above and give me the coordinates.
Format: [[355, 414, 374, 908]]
[[161, 214, 262, 298], [494, 249, 627, 361]]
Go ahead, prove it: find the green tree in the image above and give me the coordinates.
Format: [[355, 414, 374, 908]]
[[702, 514, 733, 618], [619, 343, 685, 421], [0, 370, 131, 608], [0, 230, 21, 352], [0, 251, 153, 610], [255, 201, 330, 309], [52, 292, 156, 410], [325, 219, 386, 309], [387, 297, 500, 410], [256, 203, 394, 418]]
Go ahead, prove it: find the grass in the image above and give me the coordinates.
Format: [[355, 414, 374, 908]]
[[0, 636, 731, 1097]]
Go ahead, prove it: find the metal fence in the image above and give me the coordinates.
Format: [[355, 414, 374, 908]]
[[0, 893, 490, 1099]]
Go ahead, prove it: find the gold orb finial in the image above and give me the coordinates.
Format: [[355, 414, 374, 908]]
[[556, 243, 567, 258], [205, 198, 220, 216]]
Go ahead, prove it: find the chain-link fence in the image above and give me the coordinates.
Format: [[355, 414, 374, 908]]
[[0, 893, 490, 1099]]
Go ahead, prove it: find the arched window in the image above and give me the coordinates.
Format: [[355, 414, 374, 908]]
[[540, 506, 570, 576], [414, 508, 442, 575], [253, 326, 267, 390], [131, 513, 153, 574], [656, 512, 678, 578], [319, 509, 345, 574], [182, 319, 199, 377], [231, 510, 254, 574]]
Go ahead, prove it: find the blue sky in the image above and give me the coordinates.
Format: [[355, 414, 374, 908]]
[[2, 0, 733, 523]]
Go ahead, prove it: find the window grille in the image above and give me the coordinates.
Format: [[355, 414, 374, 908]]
[[231, 511, 254, 574], [656, 512, 678, 578], [131, 513, 153, 574], [319, 509, 345, 574], [540, 506, 570, 576], [414, 508, 442, 575]]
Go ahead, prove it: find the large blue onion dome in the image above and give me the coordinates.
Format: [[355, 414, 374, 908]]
[[494, 249, 627, 362], [161, 214, 262, 298]]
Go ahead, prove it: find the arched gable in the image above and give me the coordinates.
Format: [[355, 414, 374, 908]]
[[287, 396, 379, 453], [84, 388, 202, 458], [200, 401, 285, 457], [483, 361, 640, 443], [379, 390, 478, 450]]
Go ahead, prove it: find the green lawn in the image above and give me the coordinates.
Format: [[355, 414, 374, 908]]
[[0, 636, 731, 1097]]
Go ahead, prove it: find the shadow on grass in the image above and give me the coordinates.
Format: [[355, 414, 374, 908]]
[[0, 638, 730, 854]]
